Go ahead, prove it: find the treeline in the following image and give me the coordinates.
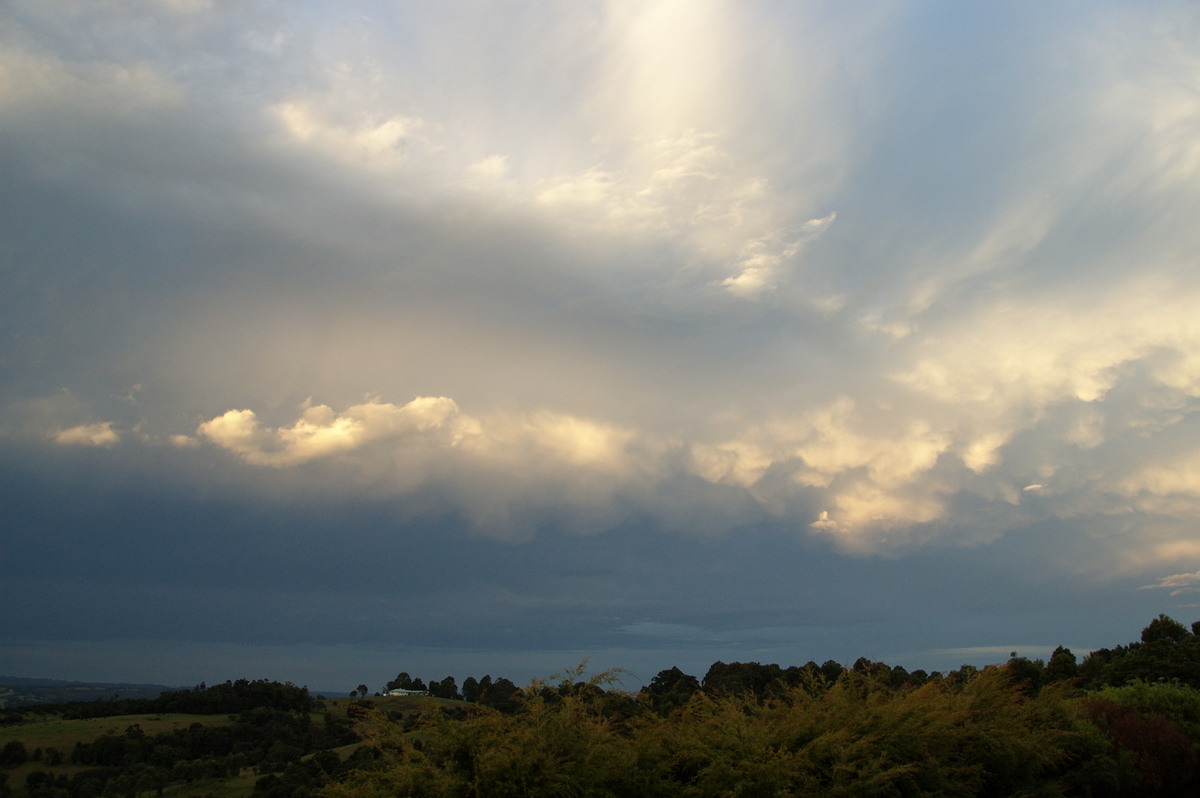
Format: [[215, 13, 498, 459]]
[[366, 672, 523, 712], [0, 678, 314, 725], [320, 614, 1200, 798], [362, 613, 1200, 718], [328, 666, 1200, 798], [639, 613, 1199, 714], [0, 681, 341, 798]]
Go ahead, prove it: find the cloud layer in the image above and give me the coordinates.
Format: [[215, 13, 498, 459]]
[[3, 0, 1200, 685]]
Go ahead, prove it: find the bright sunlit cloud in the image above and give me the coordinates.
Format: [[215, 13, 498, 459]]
[[53, 422, 119, 448]]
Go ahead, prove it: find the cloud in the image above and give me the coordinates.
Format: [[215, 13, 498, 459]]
[[1140, 568, 1200, 598], [4, 0, 1200, 568], [619, 622, 710, 640], [719, 212, 837, 298], [0, 41, 182, 118], [249, 1, 846, 307], [9, 1, 1200, 691], [197, 397, 467, 468], [53, 422, 119, 448], [196, 397, 652, 478]]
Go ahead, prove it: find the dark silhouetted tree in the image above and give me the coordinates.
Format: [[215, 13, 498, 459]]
[[1143, 614, 1190, 644], [642, 667, 700, 715], [1045, 646, 1079, 683]]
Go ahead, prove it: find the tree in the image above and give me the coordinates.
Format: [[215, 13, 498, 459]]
[[478, 677, 521, 713], [1045, 646, 1079, 683], [428, 676, 460, 700], [1143, 614, 1190, 644], [702, 661, 786, 697], [0, 741, 27, 767], [1002, 655, 1044, 696], [1098, 615, 1200, 687], [641, 667, 700, 715], [386, 672, 415, 691]]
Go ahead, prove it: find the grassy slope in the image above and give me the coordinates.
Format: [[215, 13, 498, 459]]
[[0, 711, 235, 750], [0, 713, 236, 797], [0, 695, 466, 797]]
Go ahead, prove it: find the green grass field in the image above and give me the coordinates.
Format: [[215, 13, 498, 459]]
[[0, 711, 236, 751]]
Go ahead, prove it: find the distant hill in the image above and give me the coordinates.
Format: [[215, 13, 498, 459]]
[[0, 675, 179, 707]]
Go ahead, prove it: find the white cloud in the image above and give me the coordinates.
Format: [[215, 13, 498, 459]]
[[462, 411, 640, 474], [53, 422, 119, 448], [532, 130, 826, 296], [718, 214, 836, 299], [716, 213, 837, 298], [251, 1, 844, 305], [273, 100, 434, 170], [197, 397, 466, 468], [809, 510, 837, 532], [1141, 570, 1200, 596]]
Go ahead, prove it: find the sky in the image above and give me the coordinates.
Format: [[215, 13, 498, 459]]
[[3, 0, 1200, 694]]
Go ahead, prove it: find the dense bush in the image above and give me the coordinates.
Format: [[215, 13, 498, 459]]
[[323, 667, 1132, 797]]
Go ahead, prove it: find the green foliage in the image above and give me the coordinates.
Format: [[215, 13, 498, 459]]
[[326, 665, 1125, 798], [1091, 681, 1200, 744], [1080, 614, 1200, 689], [1001, 655, 1045, 696], [1046, 646, 1080, 683]]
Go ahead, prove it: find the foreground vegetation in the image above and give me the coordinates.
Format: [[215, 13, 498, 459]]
[[333, 670, 1200, 797], [4, 616, 1200, 796]]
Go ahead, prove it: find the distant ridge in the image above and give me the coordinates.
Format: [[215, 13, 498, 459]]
[[0, 675, 179, 707]]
